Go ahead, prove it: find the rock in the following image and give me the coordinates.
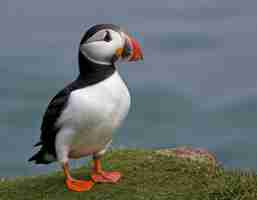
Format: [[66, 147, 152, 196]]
[[155, 146, 218, 167]]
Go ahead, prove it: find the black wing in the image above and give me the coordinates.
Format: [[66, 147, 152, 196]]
[[39, 79, 83, 155], [29, 86, 70, 162], [29, 77, 92, 163], [39, 88, 70, 154]]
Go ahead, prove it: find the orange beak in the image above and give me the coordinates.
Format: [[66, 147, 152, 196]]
[[119, 34, 143, 62], [127, 36, 143, 61]]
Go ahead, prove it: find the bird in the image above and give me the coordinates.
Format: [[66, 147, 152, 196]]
[[28, 24, 143, 192]]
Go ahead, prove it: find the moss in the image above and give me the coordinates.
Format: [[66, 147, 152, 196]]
[[0, 149, 257, 200]]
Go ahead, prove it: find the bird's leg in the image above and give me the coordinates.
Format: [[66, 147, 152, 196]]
[[91, 158, 122, 183], [63, 162, 94, 192]]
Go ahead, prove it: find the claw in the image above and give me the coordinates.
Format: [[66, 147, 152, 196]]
[[91, 158, 122, 183], [91, 171, 121, 183], [63, 162, 94, 192], [66, 178, 94, 192]]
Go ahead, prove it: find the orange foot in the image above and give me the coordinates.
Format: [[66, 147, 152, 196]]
[[91, 171, 122, 183], [66, 178, 94, 192]]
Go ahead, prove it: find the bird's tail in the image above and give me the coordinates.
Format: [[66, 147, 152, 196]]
[[28, 143, 56, 164]]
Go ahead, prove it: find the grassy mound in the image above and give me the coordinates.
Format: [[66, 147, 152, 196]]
[[1, 149, 257, 200]]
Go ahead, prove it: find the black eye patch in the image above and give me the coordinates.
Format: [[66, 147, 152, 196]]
[[104, 31, 112, 42]]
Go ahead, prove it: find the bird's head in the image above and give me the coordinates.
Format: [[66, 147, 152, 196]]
[[79, 24, 143, 66]]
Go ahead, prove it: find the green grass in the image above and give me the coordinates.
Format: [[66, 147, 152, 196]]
[[1, 149, 257, 200]]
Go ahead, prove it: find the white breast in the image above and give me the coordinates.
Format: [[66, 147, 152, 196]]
[[55, 71, 130, 162]]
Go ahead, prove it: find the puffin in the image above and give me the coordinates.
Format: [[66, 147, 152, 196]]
[[29, 24, 143, 192]]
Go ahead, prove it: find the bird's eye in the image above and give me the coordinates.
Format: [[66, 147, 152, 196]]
[[104, 31, 112, 42]]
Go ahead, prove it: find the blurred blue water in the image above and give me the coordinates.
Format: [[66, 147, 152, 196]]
[[1, 0, 257, 177]]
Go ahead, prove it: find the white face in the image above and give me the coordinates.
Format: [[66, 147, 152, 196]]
[[80, 29, 125, 65]]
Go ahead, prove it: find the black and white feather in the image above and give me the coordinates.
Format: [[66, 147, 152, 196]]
[[29, 24, 131, 164]]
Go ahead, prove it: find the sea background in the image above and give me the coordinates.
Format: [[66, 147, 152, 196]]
[[2, 0, 257, 177]]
